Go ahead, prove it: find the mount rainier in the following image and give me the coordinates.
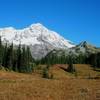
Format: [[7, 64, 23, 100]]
[[0, 23, 75, 59]]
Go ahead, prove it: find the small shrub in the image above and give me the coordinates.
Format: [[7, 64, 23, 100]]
[[50, 73, 54, 79], [67, 64, 76, 73], [42, 67, 49, 79]]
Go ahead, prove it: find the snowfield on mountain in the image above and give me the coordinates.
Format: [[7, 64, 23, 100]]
[[0, 23, 75, 59]]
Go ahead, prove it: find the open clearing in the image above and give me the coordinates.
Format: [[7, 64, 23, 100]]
[[0, 64, 100, 100]]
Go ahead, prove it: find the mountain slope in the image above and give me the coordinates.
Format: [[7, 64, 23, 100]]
[[71, 41, 100, 54], [0, 23, 75, 59], [44, 41, 100, 60]]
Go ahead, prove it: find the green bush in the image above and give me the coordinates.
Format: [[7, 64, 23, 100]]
[[42, 67, 49, 79]]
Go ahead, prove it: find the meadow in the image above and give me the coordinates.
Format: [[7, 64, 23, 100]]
[[0, 64, 100, 100]]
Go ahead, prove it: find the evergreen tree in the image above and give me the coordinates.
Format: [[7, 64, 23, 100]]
[[96, 53, 100, 68], [21, 45, 27, 72], [20, 46, 32, 73], [12, 50, 18, 72], [4, 43, 14, 70], [16, 44, 22, 72], [67, 56, 76, 73], [42, 66, 49, 78], [26, 46, 32, 72], [2, 43, 7, 67], [0, 37, 2, 66]]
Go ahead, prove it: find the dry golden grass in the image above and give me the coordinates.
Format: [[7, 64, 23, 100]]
[[0, 64, 100, 100], [74, 64, 100, 78]]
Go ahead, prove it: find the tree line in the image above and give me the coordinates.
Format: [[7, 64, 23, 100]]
[[39, 53, 87, 65], [0, 37, 33, 73], [39, 51, 100, 69]]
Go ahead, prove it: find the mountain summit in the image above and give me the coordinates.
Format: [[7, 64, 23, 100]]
[[0, 23, 75, 59]]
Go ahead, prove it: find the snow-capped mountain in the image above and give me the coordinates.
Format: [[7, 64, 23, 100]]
[[0, 23, 75, 59]]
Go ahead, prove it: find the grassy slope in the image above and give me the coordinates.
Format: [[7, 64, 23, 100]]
[[0, 64, 100, 100]]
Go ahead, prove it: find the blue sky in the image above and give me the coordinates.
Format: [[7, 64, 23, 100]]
[[0, 0, 100, 47]]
